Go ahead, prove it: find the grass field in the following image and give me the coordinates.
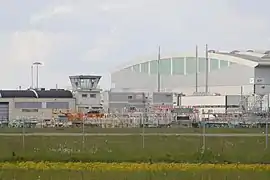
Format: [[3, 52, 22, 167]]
[[1, 162, 270, 180], [1, 128, 270, 179], [1, 169, 270, 180], [1, 135, 270, 163], [0, 127, 267, 134]]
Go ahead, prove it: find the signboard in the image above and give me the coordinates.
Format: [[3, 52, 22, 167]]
[[255, 78, 264, 84]]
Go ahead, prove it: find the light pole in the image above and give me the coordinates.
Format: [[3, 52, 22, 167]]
[[31, 65, 34, 88], [33, 62, 42, 89]]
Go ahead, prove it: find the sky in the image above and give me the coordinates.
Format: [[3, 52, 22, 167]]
[[0, 0, 270, 90]]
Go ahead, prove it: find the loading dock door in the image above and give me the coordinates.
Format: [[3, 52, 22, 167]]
[[0, 102, 9, 121]]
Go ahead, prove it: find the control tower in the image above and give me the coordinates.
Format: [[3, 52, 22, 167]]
[[69, 75, 103, 113]]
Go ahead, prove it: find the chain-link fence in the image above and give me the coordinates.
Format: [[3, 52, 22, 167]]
[[0, 113, 270, 165]]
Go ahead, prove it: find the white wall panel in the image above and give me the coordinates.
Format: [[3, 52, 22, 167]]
[[181, 96, 226, 106]]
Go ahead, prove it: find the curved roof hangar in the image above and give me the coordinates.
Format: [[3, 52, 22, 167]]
[[112, 50, 268, 74]]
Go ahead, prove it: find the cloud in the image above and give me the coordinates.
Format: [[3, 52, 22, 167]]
[[81, 32, 122, 63], [29, 5, 73, 24], [0, 30, 76, 88], [1, 0, 270, 89], [4, 30, 74, 64], [99, 2, 131, 12]]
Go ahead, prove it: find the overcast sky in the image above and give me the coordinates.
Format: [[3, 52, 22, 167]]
[[1, 0, 270, 90]]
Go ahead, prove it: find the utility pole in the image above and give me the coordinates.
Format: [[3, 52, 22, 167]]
[[31, 65, 34, 88], [205, 44, 209, 94], [195, 45, 198, 93], [157, 46, 161, 92], [266, 94, 269, 150]]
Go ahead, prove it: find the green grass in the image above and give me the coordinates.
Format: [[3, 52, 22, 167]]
[[0, 127, 266, 134], [1, 169, 270, 180], [1, 135, 270, 163]]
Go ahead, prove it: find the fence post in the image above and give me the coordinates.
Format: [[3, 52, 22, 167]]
[[266, 94, 269, 150], [82, 116, 85, 151], [22, 117, 25, 152], [142, 113, 145, 149]]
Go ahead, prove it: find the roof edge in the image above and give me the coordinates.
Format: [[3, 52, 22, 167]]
[[111, 52, 258, 74]]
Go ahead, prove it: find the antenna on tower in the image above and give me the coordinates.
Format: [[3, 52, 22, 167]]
[[157, 46, 161, 92]]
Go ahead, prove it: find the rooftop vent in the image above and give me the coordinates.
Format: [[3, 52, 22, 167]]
[[230, 50, 240, 54], [208, 50, 216, 53], [264, 50, 270, 54], [262, 54, 270, 59]]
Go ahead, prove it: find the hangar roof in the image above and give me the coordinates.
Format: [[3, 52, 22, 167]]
[[0, 89, 73, 98], [112, 49, 270, 73], [36, 89, 73, 98]]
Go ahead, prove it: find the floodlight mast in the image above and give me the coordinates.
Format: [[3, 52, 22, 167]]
[[33, 62, 42, 89]]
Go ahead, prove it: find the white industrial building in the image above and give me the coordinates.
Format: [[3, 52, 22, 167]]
[[111, 49, 270, 112], [102, 91, 174, 113], [111, 49, 270, 96], [179, 95, 245, 114]]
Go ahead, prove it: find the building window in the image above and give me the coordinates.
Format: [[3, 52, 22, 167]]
[[46, 102, 69, 109], [15, 102, 42, 109], [185, 57, 196, 74], [159, 58, 171, 75], [210, 59, 219, 71], [150, 60, 158, 74], [90, 94, 96, 98], [22, 109, 38, 112], [172, 57, 184, 75], [141, 62, 149, 73], [82, 94, 88, 98], [128, 95, 133, 100]]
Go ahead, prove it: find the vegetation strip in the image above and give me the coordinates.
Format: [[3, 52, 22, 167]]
[[1, 162, 270, 171]]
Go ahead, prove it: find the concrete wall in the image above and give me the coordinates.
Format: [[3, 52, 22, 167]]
[[107, 92, 146, 112], [0, 98, 75, 120], [73, 91, 102, 108], [180, 96, 226, 107], [104, 91, 174, 112], [152, 92, 173, 105], [111, 63, 254, 95]]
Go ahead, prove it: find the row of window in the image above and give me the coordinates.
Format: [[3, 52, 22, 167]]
[[82, 94, 96, 98], [126, 57, 234, 75], [15, 102, 69, 109]]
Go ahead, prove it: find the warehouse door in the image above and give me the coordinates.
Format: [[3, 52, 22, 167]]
[[0, 102, 9, 121]]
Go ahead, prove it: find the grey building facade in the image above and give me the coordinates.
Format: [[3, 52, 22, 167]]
[[0, 89, 75, 121], [102, 91, 174, 113]]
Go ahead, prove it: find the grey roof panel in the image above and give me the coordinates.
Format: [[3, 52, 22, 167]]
[[216, 52, 261, 62], [36, 89, 73, 98], [0, 90, 37, 98]]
